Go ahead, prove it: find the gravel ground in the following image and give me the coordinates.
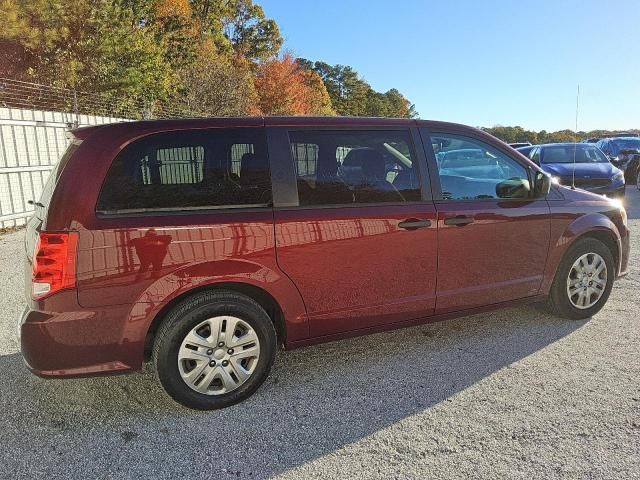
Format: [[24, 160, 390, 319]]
[[1, 190, 639, 479]]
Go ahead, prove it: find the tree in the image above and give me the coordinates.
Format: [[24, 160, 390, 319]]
[[299, 69, 335, 116], [151, 0, 198, 71], [191, 0, 282, 63], [298, 58, 416, 118], [1, 0, 417, 121], [310, 61, 369, 116], [482, 126, 622, 144], [364, 88, 417, 118], [173, 39, 257, 116], [254, 53, 335, 115], [95, 3, 175, 108], [0, 0, 174, 111]]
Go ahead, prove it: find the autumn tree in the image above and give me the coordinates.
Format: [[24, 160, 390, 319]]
[[151, 0, 199, 72], [300, 69, 336, 116], [1, 0, 417, 120], [0, 0, 173, 108], [254, 54, 335, 115]]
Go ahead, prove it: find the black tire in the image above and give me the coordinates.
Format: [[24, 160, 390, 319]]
[[153, 290, 277, 410], [636, 169, 640, 190], [546, 237, 615, 320]]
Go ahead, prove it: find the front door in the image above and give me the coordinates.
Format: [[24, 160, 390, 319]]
[[423, 130, 551, 313], [270, 126, 438, 337]]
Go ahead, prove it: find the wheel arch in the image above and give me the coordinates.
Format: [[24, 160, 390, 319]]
[[541, 213, 622, 294], [143, 282, 288, 361], [578, 229, 620, 273]]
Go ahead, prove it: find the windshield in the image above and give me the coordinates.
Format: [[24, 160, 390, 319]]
[[541, 145, 608, 164], [611, 138, 640, 155]]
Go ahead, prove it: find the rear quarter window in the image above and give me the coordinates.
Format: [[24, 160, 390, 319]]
[[96, 128, 271, 214], [36, 141, 79, 215]]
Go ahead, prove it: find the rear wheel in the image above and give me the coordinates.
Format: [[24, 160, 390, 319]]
[[636, 169, 640, 190], [153, 290, 277, 410], [546, 237, 615, 320]]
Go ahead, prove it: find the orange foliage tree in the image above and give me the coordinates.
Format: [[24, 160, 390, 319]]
[[253, 53, 335, 115]]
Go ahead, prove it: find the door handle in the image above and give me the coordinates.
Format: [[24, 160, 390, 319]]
[[398, 219, 432, 230], [444, 215, 474, 226]]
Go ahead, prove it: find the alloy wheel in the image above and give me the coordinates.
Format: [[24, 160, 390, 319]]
[[177, 316, 260, 395], [566, 252, 607, 310]]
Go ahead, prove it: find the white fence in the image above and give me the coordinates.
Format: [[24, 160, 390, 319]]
[[0, 107, 126, 227]]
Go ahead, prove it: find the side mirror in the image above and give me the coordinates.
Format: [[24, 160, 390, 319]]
[[533, 171, 551, 197], [496, 177, 531, 199]]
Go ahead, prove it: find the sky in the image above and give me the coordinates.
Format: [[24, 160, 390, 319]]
[[259, 0, 640, 132]]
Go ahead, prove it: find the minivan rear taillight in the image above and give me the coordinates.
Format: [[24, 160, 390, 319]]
[[31, 232, 79, 299]]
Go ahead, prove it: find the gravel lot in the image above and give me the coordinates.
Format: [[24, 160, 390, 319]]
[[1, 189, 639, 479]]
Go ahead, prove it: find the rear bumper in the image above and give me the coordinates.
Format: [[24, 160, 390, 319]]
[[19, 295, 141, 378]]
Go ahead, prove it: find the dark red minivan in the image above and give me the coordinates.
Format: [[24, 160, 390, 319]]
[[20, 117, 630, 409]]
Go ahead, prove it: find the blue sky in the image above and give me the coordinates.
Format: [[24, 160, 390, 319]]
[[260, 0, 640, 132]]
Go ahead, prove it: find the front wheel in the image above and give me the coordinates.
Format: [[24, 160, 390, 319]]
[[546, 237, 615, 320], [153, 290, 277, 410]]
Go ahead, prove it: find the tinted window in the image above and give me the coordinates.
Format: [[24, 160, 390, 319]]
[[39, 142, 79, 209], [530, 147, 540, 163], [290, 142, 319, 177], [431, 134, 530, 200], [97, 129, 270, 213], [289, 130, 421, 206], [610, 138, 640, 155], [516, 146, 534, 157], [541, 145, 608, 163], [596, 140, 609, 154]]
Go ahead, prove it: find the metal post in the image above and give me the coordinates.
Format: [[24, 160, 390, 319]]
[[73, 90, 79, 128]]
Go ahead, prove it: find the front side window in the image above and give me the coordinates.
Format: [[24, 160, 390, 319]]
[[431, 134, 530, 200], [288, 130, 421, 206], [97, 128, 270, 213]]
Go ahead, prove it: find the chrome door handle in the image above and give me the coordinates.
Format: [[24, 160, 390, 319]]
[[398, 219, 432, 230]]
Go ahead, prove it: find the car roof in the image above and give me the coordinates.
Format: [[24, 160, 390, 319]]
[[70, 116, 486, 134], [538, 143, 593, 148], [70, 116, 500, 148]]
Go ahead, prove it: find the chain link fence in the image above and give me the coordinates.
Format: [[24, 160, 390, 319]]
[[0, 78, 201, 227], [0, 78, 198, 121]]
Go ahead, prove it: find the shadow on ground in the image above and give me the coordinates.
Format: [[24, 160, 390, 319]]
[[0, 305, 586, 478]]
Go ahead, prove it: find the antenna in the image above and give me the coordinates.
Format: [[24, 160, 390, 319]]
[[572, 84, 580, 190]]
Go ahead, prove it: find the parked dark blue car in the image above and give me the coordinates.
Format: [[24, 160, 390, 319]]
[[517, 143, 625, 198], [595, 137, 640, 184]]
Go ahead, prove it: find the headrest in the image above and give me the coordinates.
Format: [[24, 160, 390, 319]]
[[241, 152, 261, 170], [343, 148, 385, 180]]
